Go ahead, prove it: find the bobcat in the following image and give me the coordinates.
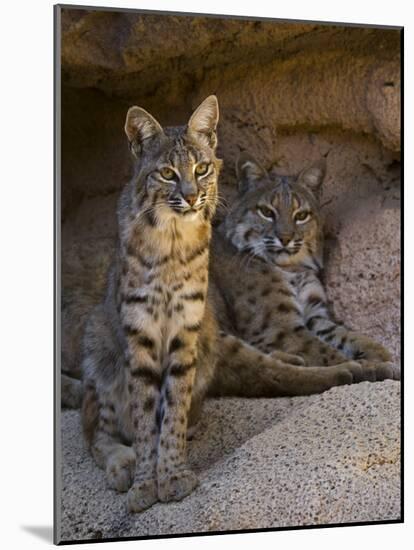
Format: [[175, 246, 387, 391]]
[[209, 153, 397, 391], [80, 97, 395, 514]]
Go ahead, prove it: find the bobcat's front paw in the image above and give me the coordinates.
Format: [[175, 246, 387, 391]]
[[127, 478, 158, 513], [359, 360, 400, 381], [158, 469, 198, 503]]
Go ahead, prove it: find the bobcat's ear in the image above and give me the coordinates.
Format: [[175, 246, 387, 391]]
[[298, 159, 327, 194], [124, 106, 164, 157], [236, 152, 268, 194], [187, 95, 219, 150]]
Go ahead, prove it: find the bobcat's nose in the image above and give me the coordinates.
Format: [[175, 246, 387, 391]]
[[183, 193, 198, 207], [279, 234, 293, 247]]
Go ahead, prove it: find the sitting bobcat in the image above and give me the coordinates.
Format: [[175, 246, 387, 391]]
[[81, 96, 396, 514]]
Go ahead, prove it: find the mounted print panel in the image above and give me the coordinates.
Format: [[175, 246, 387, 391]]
[[55, 4, 402, 544]]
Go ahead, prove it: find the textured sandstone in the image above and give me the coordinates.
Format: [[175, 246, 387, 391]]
[[60, 10, 400, 152]]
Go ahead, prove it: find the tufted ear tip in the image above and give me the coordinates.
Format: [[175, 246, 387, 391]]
[[124, 105, 164, 156], [203, 94, 218, 108], [196, 95, 219, 120], [235, 152, 268, 194], [298, 158, 327, 191], [187, 95, 219, 149]]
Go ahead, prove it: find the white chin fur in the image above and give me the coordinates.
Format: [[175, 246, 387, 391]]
[[181, 211, 200, 222]]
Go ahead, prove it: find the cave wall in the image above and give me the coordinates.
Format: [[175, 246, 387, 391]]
[[60, 8, 401, 376]]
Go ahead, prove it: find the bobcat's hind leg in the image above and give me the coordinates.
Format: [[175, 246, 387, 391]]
[[211, 332, 394, 398], [61, 373, 83, 408], [82, 381, 136, 493], [268, 349, 306, 366]]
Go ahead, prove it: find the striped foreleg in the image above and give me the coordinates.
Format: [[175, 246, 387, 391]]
[[157, 328, 199, 503]]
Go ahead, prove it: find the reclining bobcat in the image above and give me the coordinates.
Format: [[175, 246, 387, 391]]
[[81, 95, 396, 514], [211, 153, 396, 383]]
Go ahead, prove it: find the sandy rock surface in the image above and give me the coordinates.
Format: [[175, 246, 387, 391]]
[[58, 380, 400, 542]]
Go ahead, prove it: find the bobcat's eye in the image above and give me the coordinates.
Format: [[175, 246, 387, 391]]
[[257, 205, 274, 221], [294, 210, 311, 224], [195, 163, 209, 176], [160, 167, 176, 180]]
